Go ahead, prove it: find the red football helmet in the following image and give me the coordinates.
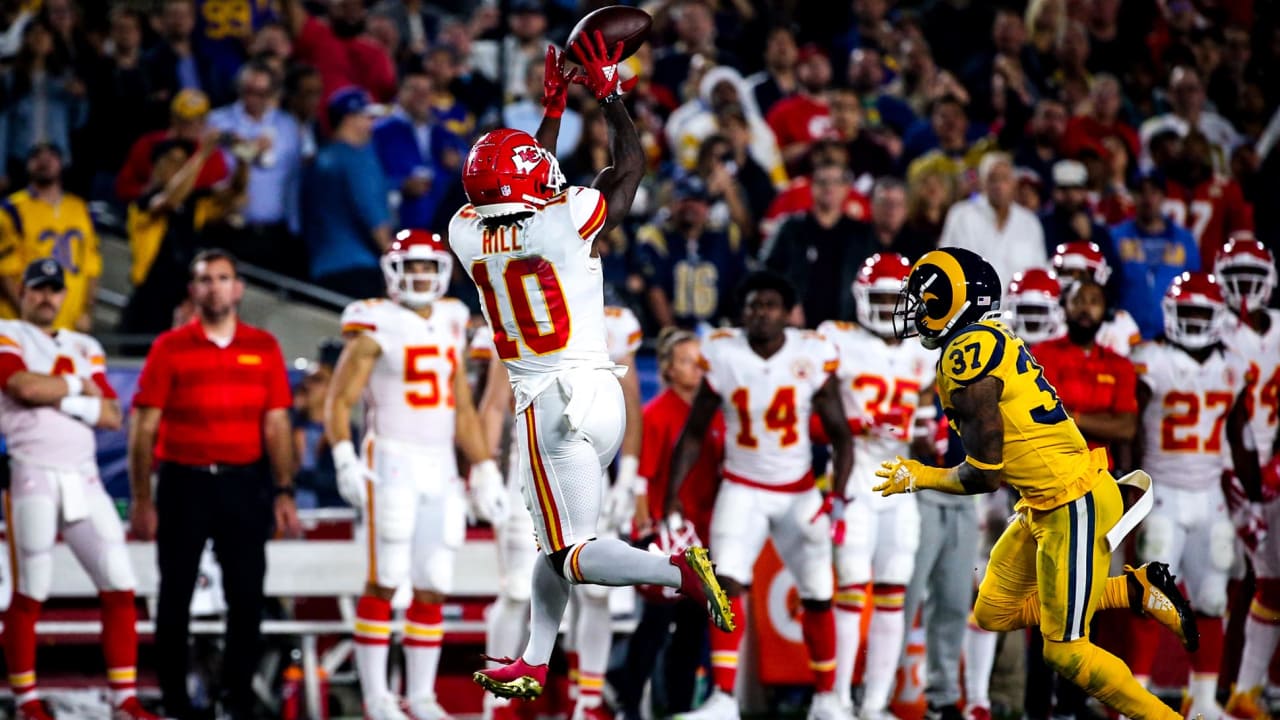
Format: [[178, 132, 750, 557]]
[[1162, 271, 1226, 349], [853, 253, 912, 337], [381, 229, 453, 308], [1051, 241, 1111, 288], [634, 517, 702, 603], [1213, 232, 1276, 313], [1006, 268, 1064, 343], [462, 128, 566, 218]]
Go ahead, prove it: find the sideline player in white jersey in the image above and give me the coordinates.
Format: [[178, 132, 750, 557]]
[[324, 230, 507, 720], [1130, 271, 1261, 718], [1005, 268, 1066, 345], [449, 35, 733, 701], [475, 305, 644, 720], [816, 253, 938, 718], [1050, 241, 1142, 356], [668, 272, 856, 720], [1213, 236, 1280, 720], [0, 259, 160, 720]]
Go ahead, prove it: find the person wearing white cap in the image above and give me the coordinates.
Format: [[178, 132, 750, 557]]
[[1039, 159, 1117, 267]]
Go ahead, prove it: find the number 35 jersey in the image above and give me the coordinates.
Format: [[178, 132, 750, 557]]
[[701, 327, 838, 489], [818, 321, 937, 496], [938, 320, 1099, 512], [449, 186, 614, 410], [340, 298, 471, 448], [1132, 341, 1246, 491]]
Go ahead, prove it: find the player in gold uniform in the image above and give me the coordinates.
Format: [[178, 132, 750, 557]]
[[872, 248, 1200, 720]]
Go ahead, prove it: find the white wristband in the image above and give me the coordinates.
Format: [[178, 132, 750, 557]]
[[63, 374, 84, 397], [634, 475, 650, 497], [331, 440, 358, 467], [617, 453, 640, 491], [59, 395, 101, 426]]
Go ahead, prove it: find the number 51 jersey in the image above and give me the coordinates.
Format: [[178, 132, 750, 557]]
[[449, 186, 614, 410], [937, 319, 1100, 512]]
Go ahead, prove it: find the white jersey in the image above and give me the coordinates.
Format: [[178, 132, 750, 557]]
[[603, 305, 642, 362], [340, 297, 471, 448], [1097, 309, 1142, 358], [702, 327, 838, 488], [1133, 341, 1247, 490], [1221, 309, 1280, 464], [818, 321, 937, 496], [0, 320, 106, 468], [449, 186, 615, 410]]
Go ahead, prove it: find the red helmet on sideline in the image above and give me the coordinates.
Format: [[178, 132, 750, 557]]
[[1006, 268, 1064, 344], [381, 229, 453, 308], [1162, 271, 1226, 349], [462, 129, 566, 218]]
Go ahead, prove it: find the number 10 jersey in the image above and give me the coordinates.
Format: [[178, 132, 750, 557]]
[[449, 186, 614, 410], [937, 319, 1101, 512]]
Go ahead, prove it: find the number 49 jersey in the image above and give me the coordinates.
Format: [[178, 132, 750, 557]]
[[937, 320, 1098, 512], [818, 321, 937, 495], [701, 327, 838, 489], [340, 298, 471, 448], [1221, 310, 1280, 464], [1132, 341, 1247, 489], [449, 186, 614, 409]]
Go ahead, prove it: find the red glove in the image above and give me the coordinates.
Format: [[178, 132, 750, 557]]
[[810, 494, 847, 544], [541, 45, 577, 119], [571, 30, 624, 102]]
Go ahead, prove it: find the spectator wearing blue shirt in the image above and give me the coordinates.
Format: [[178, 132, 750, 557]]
[[847, 47, 918, 139], [207, 60, 305, 276], [372, 70, 468, 232], [1110, 172, 1199, 340], [635, 175, 748, 332], [0, 19, 87, 188], [302, 87, 391, 299], [503, 59, 581, 158]]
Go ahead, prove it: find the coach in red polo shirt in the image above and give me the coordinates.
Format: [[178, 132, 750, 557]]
[[1032, 278, 1140, 468], [127, 249, 301, 720]]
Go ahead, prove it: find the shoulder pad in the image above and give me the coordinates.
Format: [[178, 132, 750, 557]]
[[707, 328, 737, 342], [940, 323, 1009, 386]]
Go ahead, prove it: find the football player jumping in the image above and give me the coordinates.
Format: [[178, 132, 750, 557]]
[[817, 253, 938, 718], [874, 247, 1202, 720], [325, 231, 507, 720], [449, 35, 733, 701]]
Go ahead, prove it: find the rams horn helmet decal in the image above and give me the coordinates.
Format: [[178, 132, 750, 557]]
[[894, 247, 1003, 349]]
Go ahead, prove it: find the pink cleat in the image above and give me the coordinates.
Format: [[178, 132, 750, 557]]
[[473, 656, 550, 700]]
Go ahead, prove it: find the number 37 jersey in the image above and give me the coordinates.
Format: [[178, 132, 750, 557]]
[[701, 328, 838, 489], [449, 186, 614, 408], [340, 298, 471, 448], [937, 320, 1097, 511]]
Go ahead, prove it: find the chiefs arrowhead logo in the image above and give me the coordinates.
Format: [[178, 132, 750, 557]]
[[511, 144, 544, 174]]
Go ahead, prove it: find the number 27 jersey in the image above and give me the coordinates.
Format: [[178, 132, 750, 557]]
[[938, 320, 1097, 511], [701, 327, 838, 489], [449, 186, 613, 409]]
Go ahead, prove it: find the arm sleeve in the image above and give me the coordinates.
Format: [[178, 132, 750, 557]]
[[84, 337, 116, 399], [0, 336, 26, 387], [569, 187, 608, 242], [132, 338, 173, 408], [340, 301, 389, 351], [938, 325, 1007, 387]]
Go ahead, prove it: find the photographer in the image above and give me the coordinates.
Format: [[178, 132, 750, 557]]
[[207, 60, 305, 277]]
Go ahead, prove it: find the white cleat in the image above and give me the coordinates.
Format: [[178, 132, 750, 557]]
[[364, 694, 413, 720], [674, 689, 740, 719], [809, 691, 857, 720], [407, 695, 454, 720], [860, 708, 900, 720]]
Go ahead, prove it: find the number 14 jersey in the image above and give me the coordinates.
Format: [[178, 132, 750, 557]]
[[700, 327, 838, 489], [449, 186, 614, 410], [938, 319, 1099, 512]]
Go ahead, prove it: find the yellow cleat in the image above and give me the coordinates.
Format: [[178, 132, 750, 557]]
[[1125, 562, 1199, 652], [671, 546, 737, 633], [1226, 687, 1272, 720]]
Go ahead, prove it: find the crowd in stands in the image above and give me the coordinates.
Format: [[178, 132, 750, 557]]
[[0, 0, 1275, 344]]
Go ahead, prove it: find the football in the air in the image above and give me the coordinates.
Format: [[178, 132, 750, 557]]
[[566, 5, 652, 62]]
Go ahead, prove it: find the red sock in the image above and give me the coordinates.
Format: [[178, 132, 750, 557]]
[[710, 595, 745, 694], [354, 595, 393, 645], [3, 593, 41, 703], [1126, 616, 1161, 678], [100, 591, 138, 704], [1190, 614, 1224, 674], [404, 600, 443, 649], [803, 605, 837, 693]]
